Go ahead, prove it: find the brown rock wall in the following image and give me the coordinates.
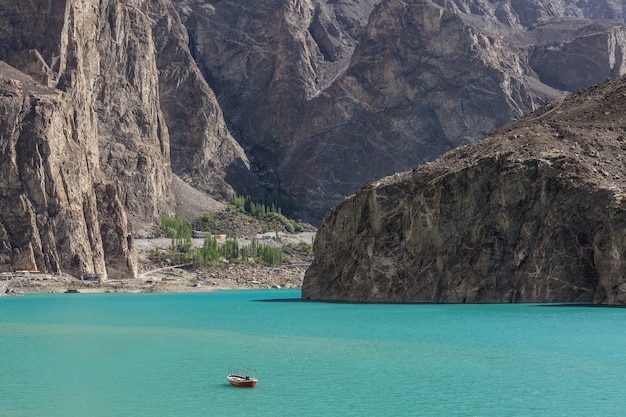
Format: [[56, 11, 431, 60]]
[[180, 0, 626, 223], [0, 63, 107, 277], [0, 0, 181, 276], [281, 0, 543, 221], [95, 183, 138, 280], [148, 1, 259, 199], [529, 25, 626, 92], [92, 1, 175, 233], [303, 77, 626, 304]]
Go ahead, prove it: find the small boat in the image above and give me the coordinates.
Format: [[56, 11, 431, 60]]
[[227, 367, 258, 388]]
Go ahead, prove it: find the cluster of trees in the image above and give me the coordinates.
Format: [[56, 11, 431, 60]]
[[157, 215, 283, 267], [159, 214, 192, 252], [191, 194, 304, 235], [194, 236, 282, 267], [231, 195, 303, 233], [233, 194, 298, 217]]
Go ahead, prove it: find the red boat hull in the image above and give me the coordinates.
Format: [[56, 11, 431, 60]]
[[227, 374, 257, 388]]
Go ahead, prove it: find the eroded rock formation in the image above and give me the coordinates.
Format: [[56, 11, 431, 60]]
[[0, 0, 179, 278], [148, 0, 260, 201], [302, 76, 626, 304]]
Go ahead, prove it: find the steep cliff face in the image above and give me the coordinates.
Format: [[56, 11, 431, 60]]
[[0, 62, 109, 277], [0, 0, 179, 278], [0, 0, 263, 277], [529, 22, 626, 92], [281, 0, 547, 220], [181, 0, 378, 190], [1, 1, 176, 232], [95, 182, 138, 280], [3, 0, 626, 278], [179, 0, 626, 222], [89, 1, 175, 233], [147, 0, 260, 200], [0, 0, 260, 276], [302, 76, 626, 304]]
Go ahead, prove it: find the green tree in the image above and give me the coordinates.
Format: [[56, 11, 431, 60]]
[[221, 237, 239, 260], [158, 214, 192, 252]]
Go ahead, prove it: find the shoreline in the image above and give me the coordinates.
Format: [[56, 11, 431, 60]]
[[1, 264, 305, 296], [2, 235, 313, 297]]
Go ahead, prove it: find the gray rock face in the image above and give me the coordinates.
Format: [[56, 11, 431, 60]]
[[90, 1, 175, 233], [280, 0, 545, 220], [0, 0, 255, 276], [302, 76, 626, 304], [148, 0, 260, 200], [180, 0, 626, 222], [0, 0, 179, 277], [95, 183, 138, 280], [529, 21, 626, 92]]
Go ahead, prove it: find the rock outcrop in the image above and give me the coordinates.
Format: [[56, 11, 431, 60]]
[[0, 0, 262, 277], [0, 0, 180, 278], [148, 0, 260, 201], [302, 76, 626, 304]]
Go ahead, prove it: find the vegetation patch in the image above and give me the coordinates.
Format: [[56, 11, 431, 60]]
[[156, 214, 285, 267]]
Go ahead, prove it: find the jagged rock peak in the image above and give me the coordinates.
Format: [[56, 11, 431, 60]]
[[302, 75, 626, 304]]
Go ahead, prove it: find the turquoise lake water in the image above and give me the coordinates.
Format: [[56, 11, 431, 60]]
[[1, 289, 626, 416]]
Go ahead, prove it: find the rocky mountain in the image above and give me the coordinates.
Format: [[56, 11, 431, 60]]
[[180, 0, 626, 222], [0, 0, 261, 278], [2, 0, 626, 278], [302, 75, 626, 304], [0, 61, 114, 278], [0, 0, 173, 279]]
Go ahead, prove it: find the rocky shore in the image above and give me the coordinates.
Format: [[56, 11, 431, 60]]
[[1, 236, 310, 296], [1, 264, 304, 296]]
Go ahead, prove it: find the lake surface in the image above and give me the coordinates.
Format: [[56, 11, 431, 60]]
[[1, 289, 625, 416]]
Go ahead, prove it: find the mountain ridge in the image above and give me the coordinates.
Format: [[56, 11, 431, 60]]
[[181, 0, 626, 222]]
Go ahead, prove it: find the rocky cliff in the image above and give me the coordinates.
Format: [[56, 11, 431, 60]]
[[0, 0, 177, 278], [148, 1, 260, 201], [0, 0, 259, 278], [302, 75, 626, 304], [0, 61, 111, 277], [177, 0, 626, 222]]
